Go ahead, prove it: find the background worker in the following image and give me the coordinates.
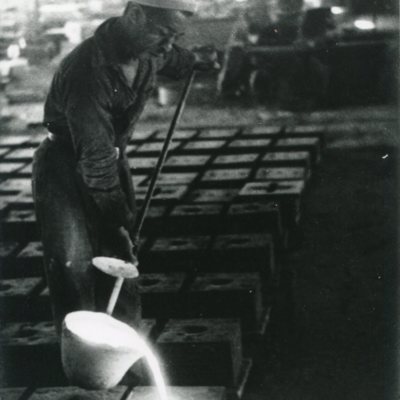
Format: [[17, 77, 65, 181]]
[[32, 0, 217, 334]]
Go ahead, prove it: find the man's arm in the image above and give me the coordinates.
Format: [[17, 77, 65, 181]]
[[156, 44, 196, 79], [64, 73, 135, 233], [157, 44, 220, 78]]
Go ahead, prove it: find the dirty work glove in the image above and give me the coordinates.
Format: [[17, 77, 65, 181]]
[[192, 46, 220, 71]]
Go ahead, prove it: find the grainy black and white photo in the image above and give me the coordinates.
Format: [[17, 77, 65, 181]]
[[0, 0, 397, 399]]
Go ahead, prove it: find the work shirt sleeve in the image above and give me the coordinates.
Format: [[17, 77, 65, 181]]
[[156, 44, 196, 79], [64, 72, 135, 231]]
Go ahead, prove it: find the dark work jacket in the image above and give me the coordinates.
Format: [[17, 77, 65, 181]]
[[43, 17, 195, 230]]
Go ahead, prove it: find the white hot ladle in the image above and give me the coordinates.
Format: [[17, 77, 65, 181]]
[[62, 311, 168, 400], [62, 311, 145, 389]]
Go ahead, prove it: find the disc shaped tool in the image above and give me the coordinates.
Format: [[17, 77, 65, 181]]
[[92, 257, 139, 279]]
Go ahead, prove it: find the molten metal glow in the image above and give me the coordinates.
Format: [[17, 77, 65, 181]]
[[65, 311, 168, 400], [141, 340, 169, 400], [66, 311, 135, 347]]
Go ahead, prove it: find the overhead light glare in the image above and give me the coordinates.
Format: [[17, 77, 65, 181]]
[[18, 37, 26, 49], [331, 6, 345, 15], [304, 0, 321, 7], [7, 44, 20, 59], [354, 19, 375, 30]]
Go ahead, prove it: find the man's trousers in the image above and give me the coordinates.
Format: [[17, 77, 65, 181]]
[[32, 137, 141, 334]]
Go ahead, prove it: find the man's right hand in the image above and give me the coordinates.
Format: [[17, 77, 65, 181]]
[[116, 226, 138, 265]]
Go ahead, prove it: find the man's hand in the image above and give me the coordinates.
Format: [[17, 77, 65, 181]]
[[115, 226, 137, 265], [192, 46, 220, 71]]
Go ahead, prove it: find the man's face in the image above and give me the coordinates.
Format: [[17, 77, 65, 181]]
[[137, 8, 188, 56]]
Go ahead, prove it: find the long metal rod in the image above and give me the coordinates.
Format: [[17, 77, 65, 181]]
[[131, 69, 196, 246], [103, 72, 195, 318], [118, 69, 196, 400]]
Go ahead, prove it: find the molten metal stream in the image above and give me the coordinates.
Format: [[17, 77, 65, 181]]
[[75, 325, 168, 400], [140, 339, 168, 400]]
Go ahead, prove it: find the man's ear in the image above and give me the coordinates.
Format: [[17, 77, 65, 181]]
[[121, 1, 146, 27]]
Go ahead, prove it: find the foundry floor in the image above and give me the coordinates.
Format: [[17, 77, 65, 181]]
[[244, 141, 396, 400], [0, 99, 397, 399]]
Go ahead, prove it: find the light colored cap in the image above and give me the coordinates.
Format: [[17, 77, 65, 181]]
[[133, 0, 197, 13]]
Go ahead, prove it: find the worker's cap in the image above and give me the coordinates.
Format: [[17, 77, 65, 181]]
[[132, 0, 197, 14]]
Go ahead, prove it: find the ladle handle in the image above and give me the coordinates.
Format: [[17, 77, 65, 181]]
[[106, 276, 124, 315]]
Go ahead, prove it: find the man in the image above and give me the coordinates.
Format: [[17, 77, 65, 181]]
[[32, 0, 215, 334]]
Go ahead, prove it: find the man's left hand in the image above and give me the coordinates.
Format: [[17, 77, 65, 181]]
[[192, 46, 220, 71]]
